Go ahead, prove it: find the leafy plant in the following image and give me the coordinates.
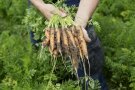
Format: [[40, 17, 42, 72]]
[[1, 0, 135, 89]]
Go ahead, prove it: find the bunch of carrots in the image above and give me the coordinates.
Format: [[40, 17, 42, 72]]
[[42, 14, 90, 77]]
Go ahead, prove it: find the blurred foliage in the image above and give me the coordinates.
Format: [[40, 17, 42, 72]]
[[0, 0, 135, 90], [93, 0, 135, 89]]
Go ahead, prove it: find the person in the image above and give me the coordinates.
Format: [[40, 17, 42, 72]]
[[29, 0, 108, 90]]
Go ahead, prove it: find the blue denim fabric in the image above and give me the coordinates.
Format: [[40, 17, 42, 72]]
[[30, 31, 36, 44], [65, 0, 80, 6], [30, 31, 40, 45]]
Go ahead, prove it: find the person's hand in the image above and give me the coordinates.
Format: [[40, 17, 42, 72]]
[[74, 16, 91, 42], [74, 22, 91, 42], [45, 4, 67, 20], [30, 0, 67, 20]]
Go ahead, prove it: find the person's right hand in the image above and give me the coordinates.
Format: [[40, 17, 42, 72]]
[[30, 0, 67, 20], [45, 4, 67, 20]]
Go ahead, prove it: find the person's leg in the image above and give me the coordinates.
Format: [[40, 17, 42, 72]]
[[90, 45, 108, 90], [91, 71, 108, 90], [77, 25, 108, 90], [97, 73, 108, 90]]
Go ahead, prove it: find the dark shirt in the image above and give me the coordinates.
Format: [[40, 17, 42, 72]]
[[65, 0, 80, 6]]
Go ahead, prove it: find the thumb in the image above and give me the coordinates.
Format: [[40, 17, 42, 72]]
[[82, 27, 91, 42]]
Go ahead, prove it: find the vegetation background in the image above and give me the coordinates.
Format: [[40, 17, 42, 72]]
[[0, 0, 135, 90]]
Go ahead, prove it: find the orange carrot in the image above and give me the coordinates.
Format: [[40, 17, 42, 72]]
[[75, 26, 89, 59], [56, 28, 61, 54], [66, 28, 76, 48], [50, 28, 55, 51], [42, 29, 50, 47], [74, 37, 83, 59], [61, 28, 69, 55]]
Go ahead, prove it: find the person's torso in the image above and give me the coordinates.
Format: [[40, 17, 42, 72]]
[[65, 0, 80, 6]]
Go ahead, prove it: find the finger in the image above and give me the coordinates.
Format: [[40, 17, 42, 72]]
[[82, 27, 91, 42], [51, 9, 67, 17]]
